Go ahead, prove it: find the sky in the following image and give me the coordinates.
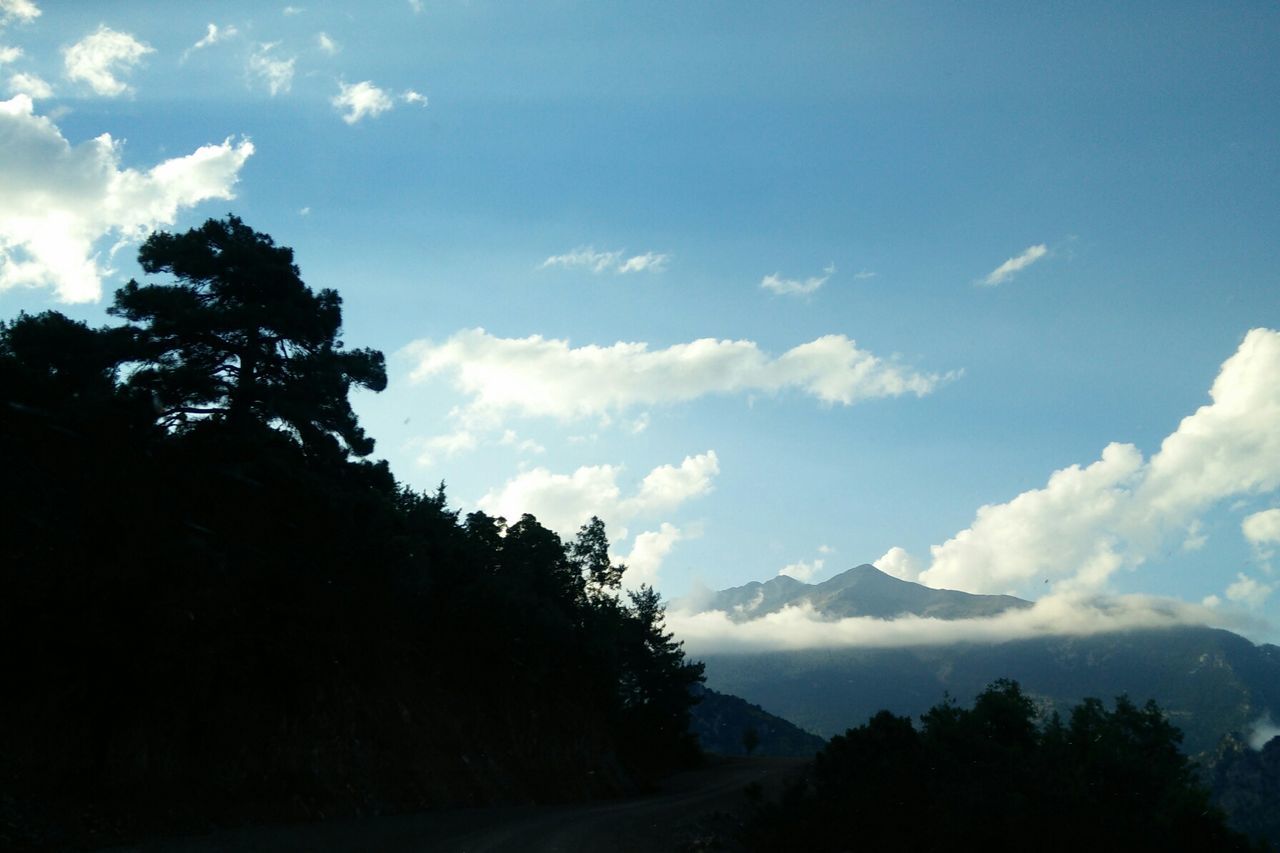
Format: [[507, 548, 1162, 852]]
[[2, 1, 1279, 647]]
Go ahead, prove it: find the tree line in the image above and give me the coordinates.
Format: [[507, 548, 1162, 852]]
[[0, 216, 703, 850], [746, 680, 1255, 851]]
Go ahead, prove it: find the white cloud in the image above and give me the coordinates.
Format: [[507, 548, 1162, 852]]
[[853, 270, 877, 280], [779, 558, 824, 582], [411, 429, 477, 466], [317, 32, 339, 55], [981, 244, 1047, 286], [8, 71, 50, 98], [0, 46, 21, 64], [0, 94, 253, 302], [476, 450, 719, 540], [63, 27, 153, 97], [405, 329, 954, 427], [1247, 715, 1280, 750], [1226, 573, 1275, 608], [332, 79, 394, 124], [1243, 508, 1280, 549], [499, 428, 545, 456], [184, 23, 237, 59], [905, 329, 1280, 598], [0, 0, 39, 26], [761, 263, 834, 296], [248, 43, 294, 96], [874, 546, 921, 581], [617, 523, 683, 588], [617, 251, 670, 273], [669, 591, 1231, 654], [282, 5, 303, 15], [401, 89, 427, 106], [408, 0, 424, 12], [542, 246, 669, 274]]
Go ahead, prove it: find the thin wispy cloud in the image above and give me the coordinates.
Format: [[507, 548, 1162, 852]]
[[248, 43, 295, 96], [0, 93, 253, 302], [853, 270, 877, 280], [409, 0, 424, 12], [401, 89, 427, 106], [981, 243, 1047, 286], [761, 263, 835, 296], [404, 329, 957, 426], [316, 32, 339, 55], [542, 246, 670, 275], [332, 80, 394, 124], [183, 23, 238, 60], [63, 26, 153, 97]]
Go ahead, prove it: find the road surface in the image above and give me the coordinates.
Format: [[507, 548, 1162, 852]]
[[99, 757, 807, 853]]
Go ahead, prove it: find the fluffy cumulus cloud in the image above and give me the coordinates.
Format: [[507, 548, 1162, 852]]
[[1243, 509, 1280, 562], [982, 243, 1047, 286], [332, 80, 393, 124], [0, 95, 253, 301], [779, 558, 824, 582], [874, 546, 921, 581], [542, 247, 670, 274], [8, 70, 50, 98], [1225, 573, 1274, 608], [404, 329, 954, 427], [0, 0, 39, 26], [476, 451, 719, 541], [63, 26, 153, 97], [615, 523, 684, 588], [248, 43, 294, 95], [890, 329, 1280, 600], [668, 590, 1229, 654], [761, 263, 835, 296]]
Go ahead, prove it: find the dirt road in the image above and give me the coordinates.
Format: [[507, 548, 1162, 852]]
[[100, 757, 806, 853]]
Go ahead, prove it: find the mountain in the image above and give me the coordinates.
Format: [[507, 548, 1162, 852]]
[[687, 685, 826, 757], [699, 563, 1032, 621], [689, 566, 1280, 756]]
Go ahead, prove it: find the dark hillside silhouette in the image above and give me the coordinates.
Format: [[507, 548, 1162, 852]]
[[0, 217, 704, 851]]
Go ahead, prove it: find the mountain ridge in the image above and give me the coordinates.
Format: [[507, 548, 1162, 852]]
[[696, 563, 1032, 622]]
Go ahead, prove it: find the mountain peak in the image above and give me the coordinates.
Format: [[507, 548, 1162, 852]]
[[701, 562, 1031, 622]]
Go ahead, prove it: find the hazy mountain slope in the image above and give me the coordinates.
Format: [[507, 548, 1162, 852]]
[[687, 685, 826, 757], [700, 626, 1280, 754]]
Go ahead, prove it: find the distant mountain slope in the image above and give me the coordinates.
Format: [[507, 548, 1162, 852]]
[[700, 563, 1031, 621], [687, 685, 826, 757], [700, 626, 1280, 755]]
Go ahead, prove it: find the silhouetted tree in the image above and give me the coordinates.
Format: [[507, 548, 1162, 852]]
[[571, 515, 624, 598], [750, 681, 1251, 852], [109, 215, 386, 456]]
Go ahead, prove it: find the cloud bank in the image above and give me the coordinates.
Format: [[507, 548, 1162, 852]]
[[0, 95, 253, 302], [669, 591, 1228, 654], [405, 329, 955, 427]]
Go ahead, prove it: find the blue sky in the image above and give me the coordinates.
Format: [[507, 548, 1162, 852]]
[[3, 1, 1279, 646]]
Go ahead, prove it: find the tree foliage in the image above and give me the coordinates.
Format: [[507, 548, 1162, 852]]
[[109, 215, 386, 456], [751, 680, 1253, 852], [0, 219, 706, 849]]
